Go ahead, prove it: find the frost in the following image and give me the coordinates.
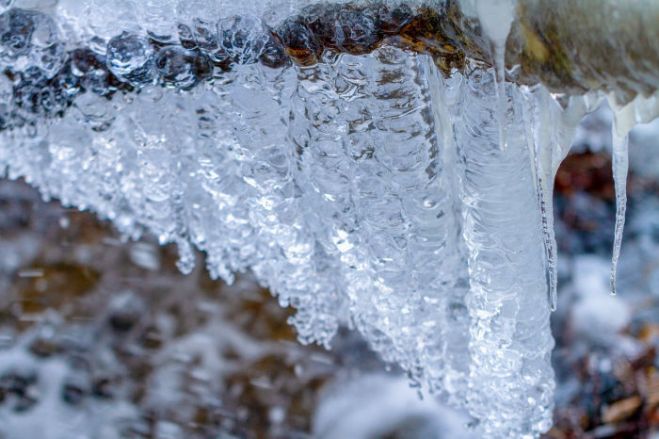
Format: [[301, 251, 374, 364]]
[[0, 2, 656, 438]]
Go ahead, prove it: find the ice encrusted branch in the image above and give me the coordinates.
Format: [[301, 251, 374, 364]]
[[0, 1, 658, 438]]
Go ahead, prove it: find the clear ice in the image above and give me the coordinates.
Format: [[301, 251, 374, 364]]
[[0, 1, 657, 438], [610, 131, 629, 295]]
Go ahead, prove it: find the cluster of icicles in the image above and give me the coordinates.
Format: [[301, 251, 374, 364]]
[[0, 1, 658, 438]]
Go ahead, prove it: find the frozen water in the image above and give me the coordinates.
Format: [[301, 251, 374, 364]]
[[0, 2, 657, 438], [0, 8, 64, 77], [610, 132, 629, 295], [106, 32, 154, 82]]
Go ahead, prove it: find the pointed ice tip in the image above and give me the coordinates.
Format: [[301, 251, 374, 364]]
[[609, 131, 629, 298], [610, 272, 618, 296], [549, 292, 557, 312], [548, 264, 558, 312]]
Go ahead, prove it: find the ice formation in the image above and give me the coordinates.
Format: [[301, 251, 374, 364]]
[[0, 0, 657, 437]]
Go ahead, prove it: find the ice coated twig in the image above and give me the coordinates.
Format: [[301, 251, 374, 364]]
[[1, 0, 658, 132], [507, 0, 659, 103]]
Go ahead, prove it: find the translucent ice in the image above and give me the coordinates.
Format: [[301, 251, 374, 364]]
[[610, 132, 629, 296], [0, 2, 657, 438], [106, 32, 154, 82]]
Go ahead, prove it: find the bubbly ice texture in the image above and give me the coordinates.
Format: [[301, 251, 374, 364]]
[[0, 1, 657, 438]]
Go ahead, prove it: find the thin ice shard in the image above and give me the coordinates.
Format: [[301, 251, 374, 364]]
[[524, 101, 558, 311], [607, 89, 659, 295], [524, 91, 577, 312], [530, 148, 559, 311], [610, 131, 629, 295], [474, 0, 516, 152]]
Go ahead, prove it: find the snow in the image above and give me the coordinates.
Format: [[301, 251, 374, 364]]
[[629, 118, 659, 180], [570, 256, 631, 344], [313, 374, 476, 439], [0, 335, 141, 439]]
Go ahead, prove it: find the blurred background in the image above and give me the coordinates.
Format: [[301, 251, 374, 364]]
[[0, 103, 658, 439]]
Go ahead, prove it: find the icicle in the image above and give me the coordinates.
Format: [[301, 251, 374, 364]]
[[492, 32, 510, 152], [474, 0, 516, 151], [537, 173, 558, 310], [609, 130, 629, 296], [544, 200, 558, 310], [522, 91, 557, 311], [452, 68, 555, 438], [175, 239, 196, 274], [493, 59, 508, 151], [529, 116, 557, 309], [522, 90, 587, 312], [606, 90, 659, 295]]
